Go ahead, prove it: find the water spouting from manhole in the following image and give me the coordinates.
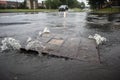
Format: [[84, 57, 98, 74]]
[[1, 37, 21, 51]]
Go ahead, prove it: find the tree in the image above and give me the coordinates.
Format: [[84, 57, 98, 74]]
[[45, 0, 80, 9], [88, 0, 107, 9], [67, 0, 78, 8], [45, 0, 61, 9], [80, 2, 85, 9], [51, 0, 61, 9], [18, 1, 27, 9]]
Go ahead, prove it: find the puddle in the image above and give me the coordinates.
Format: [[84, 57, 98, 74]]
[[0, 12, 120, 80], [0, 22, 30, 26]]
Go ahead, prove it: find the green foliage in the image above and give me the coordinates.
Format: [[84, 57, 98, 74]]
[[80, 2, 85, 9], [0, 9, 58, 13], [93, 8, 120, 13], [67, 0, 78, 8], [45, 0, 61, 9], [88, 0, 107, 9], [45, 0, 82, 9], [18, 1, 27, 9]]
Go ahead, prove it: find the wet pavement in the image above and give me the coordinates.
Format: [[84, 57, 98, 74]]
[[0, 12, 120, 80]]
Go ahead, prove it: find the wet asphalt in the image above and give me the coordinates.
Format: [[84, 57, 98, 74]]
[[0, 12, 120, 80]]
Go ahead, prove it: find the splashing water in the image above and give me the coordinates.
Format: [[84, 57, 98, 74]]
[[38, 27, 51, 37], [1, 37, 21, 51], [26, 37, 32, 43], [38, 31, 43, 36], [89, 34, 107, 45], [43, 27, 50, 33], [25, 40, 45, 51], [64, 12, 67, 18]]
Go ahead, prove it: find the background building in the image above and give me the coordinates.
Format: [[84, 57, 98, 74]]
[[0, 0, 21, 9], [26, 0, 38, 9], [0, 0, 7, 8]]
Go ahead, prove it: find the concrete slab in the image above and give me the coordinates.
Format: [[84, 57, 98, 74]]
[[76, 38, 99, 62], [42, 37, 99, 63], [37, 33, 54, 43], [42, 33, 51, 37], [58, 38, 80, 58], [48, 38, 64, 45], [43, 38, 64, 53], [38, 37, 52, 43]]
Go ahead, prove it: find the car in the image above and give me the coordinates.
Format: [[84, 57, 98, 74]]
[[58, 5, 68, 11]]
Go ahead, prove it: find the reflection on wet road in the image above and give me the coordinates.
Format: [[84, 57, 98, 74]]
[[0, 12, 120, 80]]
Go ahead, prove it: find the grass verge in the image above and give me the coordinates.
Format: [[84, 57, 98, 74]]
[[71, 8, 83, 12], [92, 8, 120, 13], [0, 9, 58, 13], [0, 8, 84, 13]]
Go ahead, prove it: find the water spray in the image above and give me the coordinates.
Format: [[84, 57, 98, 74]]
[[64, 11, 67, 18], [88, 34, 107, 63]]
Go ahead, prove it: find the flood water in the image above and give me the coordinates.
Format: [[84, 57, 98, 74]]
[[0, 12, 120, 80]]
